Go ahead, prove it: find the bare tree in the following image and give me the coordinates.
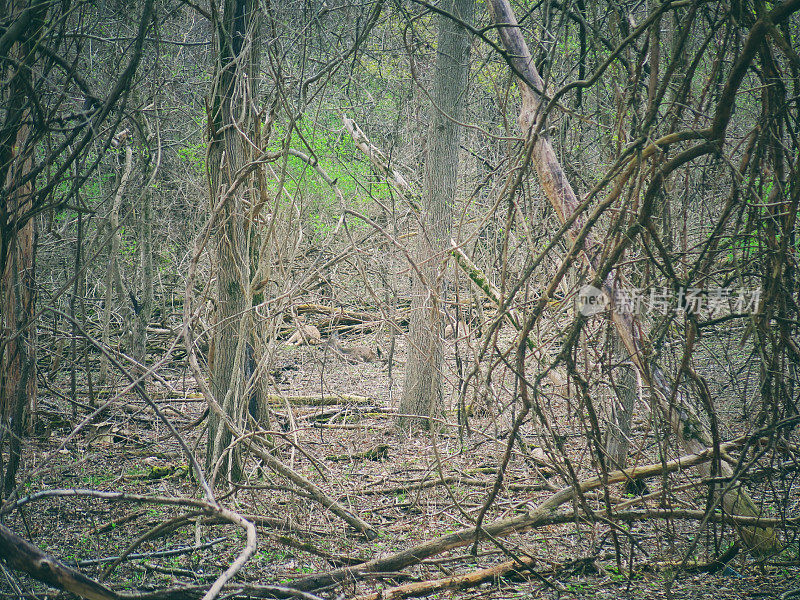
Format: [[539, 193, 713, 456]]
[[399, 0, 474, 430], [0, 0, 154, 495], [205, 0, 260, 481]]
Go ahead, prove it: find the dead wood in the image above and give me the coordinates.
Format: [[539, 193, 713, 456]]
[[131, 583, 327, 600], [295, 303, 382, 325], [648, 542, 739, 575], [264, 394, 374, 406], [485, 0, 800, 553], [265, 533, 364, 566], [76, 538, 225, 567], [350, 554, 538, 600], [88, 509, 147, 535], [355, 475, 548, 496], [326, 444, 390, 462], [0, 522, 122, 600], [291, 441, 734, 591]]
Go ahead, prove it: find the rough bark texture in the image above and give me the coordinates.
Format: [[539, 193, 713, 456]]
[[399, 0, 473, 430], [0, 0, 44, 495], [605, 337, 637, 471], [0, 523, 121, 600], [206, 0, 258, 480], [132, 180, 154, 377], [0, 138, 35, 494], [132, 110, 158, 379]]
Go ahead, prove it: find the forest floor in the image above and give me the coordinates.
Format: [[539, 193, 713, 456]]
[[4, 328, 799, 600]]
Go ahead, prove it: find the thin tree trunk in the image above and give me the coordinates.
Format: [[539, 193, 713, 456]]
[[132, 110, 160, 379], [487, 0, 784, 552], [132, 186, 154, 379], [99, 143, 133, 385], [605, 336, 637, 471], [399, 0, 474, 430]]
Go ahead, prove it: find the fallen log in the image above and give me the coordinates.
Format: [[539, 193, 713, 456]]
[[294, 303, 382, 325], [0, 522, 122, 600], [264, 394, 374, 406], [350, 554, 538, 600]]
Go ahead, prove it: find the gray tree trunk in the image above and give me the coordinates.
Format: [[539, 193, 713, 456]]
[[99, 143, 133, 386], [132, 109, 159, 379], [206, 0, 258, 482], [605, 337, 637, 470], [399, 0, 474, 431]]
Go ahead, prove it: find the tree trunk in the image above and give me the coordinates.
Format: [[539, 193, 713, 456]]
[[99, 143, 133, 385], [399, 0, 474, 430], [0, 0, 46, 495], [605, 336, 637, 471], [132, 109, 159, 380], [206, 0, 259, 481], [0, 155, 36, 495], [487, 0, 785, 552]]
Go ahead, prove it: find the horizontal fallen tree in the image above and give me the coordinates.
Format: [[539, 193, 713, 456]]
[[264, 394, 374, 406]]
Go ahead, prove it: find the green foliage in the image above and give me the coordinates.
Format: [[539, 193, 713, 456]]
[[177, 141, 206, 177], [267, 115, 386, 240], [720, 175, 799, 263]]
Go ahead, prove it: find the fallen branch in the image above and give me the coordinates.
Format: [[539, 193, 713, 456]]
[[0, 522, 122, 600], [76, 538, 225, 567], [133, 583, 328, 600], [295, 303, 383, 324], [264, 394, 374, 406], [291, 440, 733, 591], [355, 475, 548, 496], [88, 509, 147, 535], [350, 554, 538, 600]]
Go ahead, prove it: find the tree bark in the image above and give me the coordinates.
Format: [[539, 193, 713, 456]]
[[99, 143, 134, 385], [132, 108, 159, 379], [399, 0, 474, 430], [206, 0, 259, 481], [605, 336, 637, 471], [0, 523, 122, 600], [0, 0, 46, 495]]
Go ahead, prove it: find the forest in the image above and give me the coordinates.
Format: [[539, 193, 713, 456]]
[[1, 0, 799, 598]]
